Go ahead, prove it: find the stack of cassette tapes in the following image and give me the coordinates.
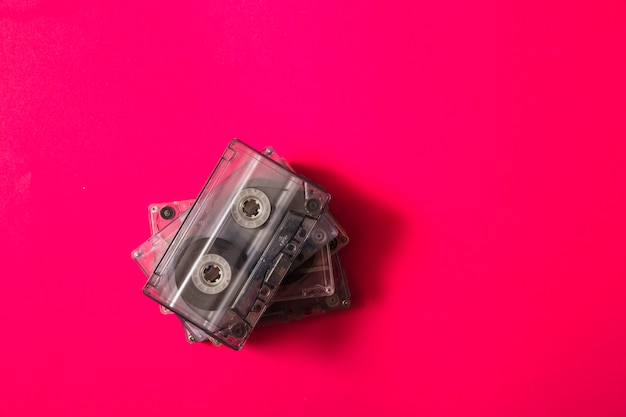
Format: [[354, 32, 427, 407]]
[[132, 140, 351, 350]]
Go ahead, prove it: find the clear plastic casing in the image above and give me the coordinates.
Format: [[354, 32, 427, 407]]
[[135, 139, 330, 349]]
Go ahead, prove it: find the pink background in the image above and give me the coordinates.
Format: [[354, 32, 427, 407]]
[[2, 1, 626, 416]]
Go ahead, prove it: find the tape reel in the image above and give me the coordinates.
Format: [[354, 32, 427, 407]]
[[173, 237, 246, 310], [230, 187, 272, 229]]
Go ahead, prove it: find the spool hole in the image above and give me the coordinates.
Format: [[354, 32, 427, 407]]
[[201, 265, 222, 285], [242, 198, 261, 218]]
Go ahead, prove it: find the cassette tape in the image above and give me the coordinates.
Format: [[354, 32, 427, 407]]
[[258, 253, 351, 327], [136, 144, 350, 346], [134, 139, 331, 350]]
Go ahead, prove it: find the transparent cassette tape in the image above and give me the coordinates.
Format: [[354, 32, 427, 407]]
[[135, 142, 352, 346], [134, 140, 331, 350]]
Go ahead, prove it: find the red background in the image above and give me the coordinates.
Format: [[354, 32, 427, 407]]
[[2, 1, 626, 416]]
